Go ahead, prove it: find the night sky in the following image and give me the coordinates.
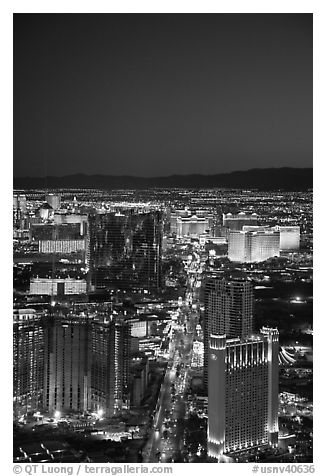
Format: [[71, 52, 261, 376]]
[[13, 14, 312, 178]]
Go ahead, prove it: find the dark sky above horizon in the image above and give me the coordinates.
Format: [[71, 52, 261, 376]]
[[14, 13, 312, 178]]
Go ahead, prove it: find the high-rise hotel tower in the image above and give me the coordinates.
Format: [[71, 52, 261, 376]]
[[42, 312, 131, 417], [13, 306, 132, 418], [228, 229, 280, 263], [13, 309, 45, 418], [43, 314, 92, 413], [203, 277, 254, 388], [91, 315, 131, 417], [208, 328, 279, 459]]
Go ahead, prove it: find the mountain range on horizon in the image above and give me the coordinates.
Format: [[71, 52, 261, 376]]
[[13, 167, 312, 191]]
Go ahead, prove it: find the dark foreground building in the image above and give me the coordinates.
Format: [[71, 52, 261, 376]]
[[13, 307, 131, 418]]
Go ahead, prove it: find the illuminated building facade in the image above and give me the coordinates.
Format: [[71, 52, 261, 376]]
[[242, 225, 300, 251], [30, 278, 87, 296], [191, 340, 204, 368], [203, 277, 254, 388], [13, 207, 22, 229], [176, 215, 210, 237], [208, 328, 279, 459], [228, 230, 280, 262], [126, 314, 167, 338], [261, 327, 279, 446], [170, 208, 190, 233], [88, 211, 162, 291], [37, 203, 53, 221], [91, 316, 131, 417], [13, 309, 45, 418], [13, 194, 18, 210], [128, 319, 148, 338], [38, 239, 86, 254], [274, 226, 300, 251], [170, 208, 214, 236]]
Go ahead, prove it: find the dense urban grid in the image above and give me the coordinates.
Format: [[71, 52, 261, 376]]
[[13, 187, 313, 463]]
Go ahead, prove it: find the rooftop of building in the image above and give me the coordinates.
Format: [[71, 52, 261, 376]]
[[210, 328, 279, 345]]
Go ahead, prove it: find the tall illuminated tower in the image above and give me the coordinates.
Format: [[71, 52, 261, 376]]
[[91, 316, 131, 417], [261, 327, 279, 445], [13, 309, 45, 418], [203, 277, 254, 388], [207, 328, 279, 459]]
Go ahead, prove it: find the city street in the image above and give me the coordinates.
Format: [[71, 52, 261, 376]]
[[143, 264, 200, 462]]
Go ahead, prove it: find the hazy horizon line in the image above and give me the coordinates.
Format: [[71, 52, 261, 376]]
[[13, 166, 312, 179]]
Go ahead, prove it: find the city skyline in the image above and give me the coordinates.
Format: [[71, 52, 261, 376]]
[[14, 13, 312, 178], [13, 188, 313, 463]]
